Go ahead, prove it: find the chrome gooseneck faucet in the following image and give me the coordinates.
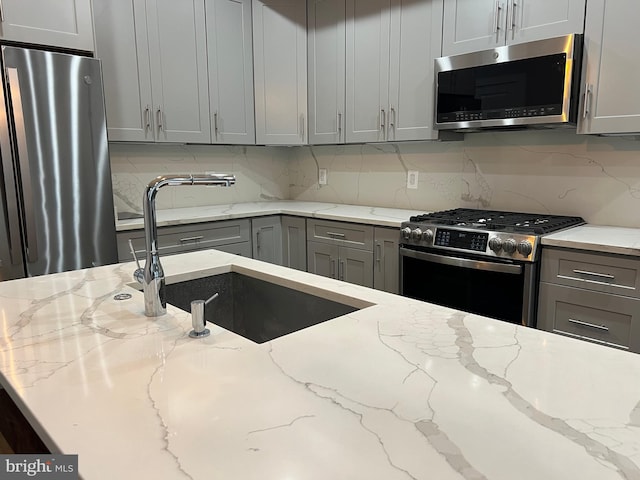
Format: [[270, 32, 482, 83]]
[[135, 173, 236, 317]]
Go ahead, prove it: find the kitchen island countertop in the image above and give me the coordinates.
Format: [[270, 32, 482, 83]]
[[1, 249, 640, 479]]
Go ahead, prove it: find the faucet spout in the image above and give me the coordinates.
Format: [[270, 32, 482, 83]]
[[141, 173, 236, 317]]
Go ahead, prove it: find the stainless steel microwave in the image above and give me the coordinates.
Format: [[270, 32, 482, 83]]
[[434, 34, 583, 131]]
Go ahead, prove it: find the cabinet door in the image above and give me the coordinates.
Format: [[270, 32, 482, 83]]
[[577, 0, 640, 135], [442, 0, 505, 56], [308, 0, 346, 144], [146, 0, 211, 143], [253, 0, 308, 145], [0, 0, 94, 51], [345, 0, 391, 143], [252, 216, 283, 265], [510, 0, 586, 45], [339, 246, 373, 287], [206, 0, 256, 144], [94, 0, 154, 142], [387, 0, 442, 142], [282, 216, 307, 271], [307, 241, 337, 279], [373, 227, 399, 293]]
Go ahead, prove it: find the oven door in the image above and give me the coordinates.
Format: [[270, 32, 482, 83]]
[[400, 247, 537, 326]]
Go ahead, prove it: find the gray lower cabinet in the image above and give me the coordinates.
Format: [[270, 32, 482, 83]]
[[537, 247, 640, 352], [252, 216, 283, 265], [282, 216, 307, 271], [373, 226, 400, 294], [306, 219, 374, 287], [116, 219, 251, 262], [252, 215, 307, 270]]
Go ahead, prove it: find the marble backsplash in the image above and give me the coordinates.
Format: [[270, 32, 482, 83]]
[[289, 130, 640, 228], [109, 130, 640, 227], [109, 143, 291, 216]]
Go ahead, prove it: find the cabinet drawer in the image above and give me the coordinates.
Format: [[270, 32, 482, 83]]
[[538, 282, 640, 351], [540, 247, 640, 298], [117, 219, 251, 262], [306, 219, 373, 250]]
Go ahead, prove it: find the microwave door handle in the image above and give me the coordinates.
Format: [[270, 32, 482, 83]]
[[400, 247, 522, 275]]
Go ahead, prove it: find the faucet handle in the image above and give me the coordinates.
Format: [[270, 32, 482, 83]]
[[129, 239, 144, 284]]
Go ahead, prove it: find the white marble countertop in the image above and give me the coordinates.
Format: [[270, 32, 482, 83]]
[[542, 224, 640, 256], [115, 201, 425, 231], [1, 250, 640, 479]]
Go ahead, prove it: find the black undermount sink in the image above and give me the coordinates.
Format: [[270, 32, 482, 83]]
[[165, 272, 360, 343]]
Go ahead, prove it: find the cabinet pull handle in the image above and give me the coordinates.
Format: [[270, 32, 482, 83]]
[[301, 114, 305, 140], [508, 1, 517, 36], [157, 107, 163, 132], [339, 260, 344, 280], [582, 84, 592, 119], [179, 235, 204, 243], [330, 259, 336, 278], [380, 108, 386, 136], [256, 230, 260, 252], [0, 0, 4, 22], [337, 112, 342, 140], [214, 112, 219, 137], [493, 1, 503, 33], [568, 318, 610, 332], [376, 243, 381, 266], [326, 231, 346, 238], [572, 269, 615, 280], [144, 106, 151, 132]]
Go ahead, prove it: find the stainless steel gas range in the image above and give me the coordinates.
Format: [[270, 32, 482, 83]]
[[399, 208, 585, 327]]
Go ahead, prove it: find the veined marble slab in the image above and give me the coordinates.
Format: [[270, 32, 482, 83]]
[[1, 250, 640, 479], [115, 201, 425, 231], [542, 225, 640, 257]]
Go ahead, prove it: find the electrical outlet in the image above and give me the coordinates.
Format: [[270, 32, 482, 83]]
[[318, 168, 328, 185], [407, 170, 419, 189]]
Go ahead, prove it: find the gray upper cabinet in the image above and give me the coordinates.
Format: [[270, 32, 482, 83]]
[[345, 0, 442, 143], [0, 0, 94, 51], [387, 0, 442, 141], [345, 0, 391, 143], [577, 0, 640, 135], [308, 0, 346, 145], [206, 0, 256, 144], [253, 0, 308, 145], [442, 0, 586, 56], [94, 0, 211, 143]]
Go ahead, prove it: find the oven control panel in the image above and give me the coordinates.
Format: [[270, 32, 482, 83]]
[[434, 228, 487, 252], [400, 223, 538, 261]]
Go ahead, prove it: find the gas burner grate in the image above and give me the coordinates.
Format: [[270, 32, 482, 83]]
[[409, 208, 584, 235]]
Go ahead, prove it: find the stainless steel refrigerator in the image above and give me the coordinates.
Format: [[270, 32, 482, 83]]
[[0, 46, 117, 281]]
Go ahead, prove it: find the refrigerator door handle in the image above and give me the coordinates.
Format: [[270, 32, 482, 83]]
[[7, 68, 38, 263]]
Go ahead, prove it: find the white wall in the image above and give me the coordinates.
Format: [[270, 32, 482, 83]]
[[289, 130, 640, 228], [109, 130, 640, 228]]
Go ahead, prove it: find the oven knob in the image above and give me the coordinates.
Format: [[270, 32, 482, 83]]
[[503, 238, 517, 254], [422, 229, 433, 242], [411, 228, 423, 241], [488, 237, 503, 252], [517, 240, 533, 257], [401, 227, 412, 240]]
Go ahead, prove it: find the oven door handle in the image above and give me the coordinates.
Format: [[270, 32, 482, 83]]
[[400, 247, 523, 275]]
